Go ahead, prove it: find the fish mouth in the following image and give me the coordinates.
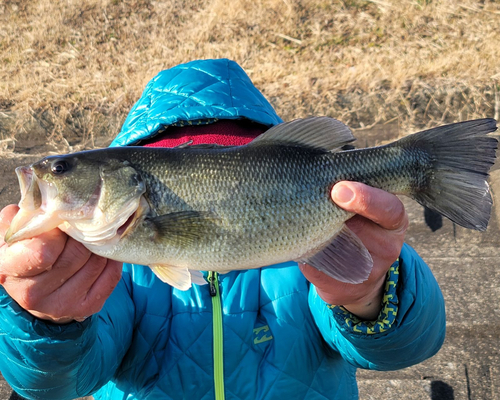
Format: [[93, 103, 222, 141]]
[[7, 163, 147, 247], [5, 165, 62, 244], [17, 166, 42, 211], [17, 166, 34, 198]]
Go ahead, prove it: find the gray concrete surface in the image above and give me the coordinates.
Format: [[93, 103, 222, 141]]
[[0, 124, 498, 399]]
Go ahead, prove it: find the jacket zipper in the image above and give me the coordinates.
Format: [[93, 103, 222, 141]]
[[208, 271, 225, 400]]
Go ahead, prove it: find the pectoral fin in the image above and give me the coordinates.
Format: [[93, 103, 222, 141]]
[[150, 265, 208, 289], [150, 265, 193, 290], [148, 211, 217, 246], [300, 225, 373, 284]]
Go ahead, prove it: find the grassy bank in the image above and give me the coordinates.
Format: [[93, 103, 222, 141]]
[[1, 0, 499, 152]]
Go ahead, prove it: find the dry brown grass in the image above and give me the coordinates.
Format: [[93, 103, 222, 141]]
[[0, 0, 499, 152]]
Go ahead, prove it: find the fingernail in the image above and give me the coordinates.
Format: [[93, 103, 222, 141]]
[[333, 185, 354, 204]]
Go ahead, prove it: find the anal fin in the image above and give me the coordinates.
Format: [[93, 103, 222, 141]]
[[300, 225, 373, 284]]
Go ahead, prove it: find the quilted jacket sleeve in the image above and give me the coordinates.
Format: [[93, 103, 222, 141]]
[[0, 271, 135, 400], [309, 243, 446, 370]]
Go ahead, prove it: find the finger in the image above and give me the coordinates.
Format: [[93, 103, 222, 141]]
[[346, 215, 405, 260], [12, 238, 94, 295], [0, 205, 19, 238], [300, 261, 383, 306], [48, 238, 92, 281], [332, 181, 408, 231], [55, 257, 122, 319], [0, 230, 67, 276], [4, 255, 119, 323], [85, 259, 123, 314], [58, 253, 109, 300], [29, 254, 109, 320], [299, 262, 344, 290]]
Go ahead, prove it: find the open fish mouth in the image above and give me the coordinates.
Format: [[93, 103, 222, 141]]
[[6, 160, 145, 246], [5, 166, 62, 244], [17, 166, 42, 211]]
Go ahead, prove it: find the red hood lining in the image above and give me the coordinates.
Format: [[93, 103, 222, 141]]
[[142, 120, 268, 148]]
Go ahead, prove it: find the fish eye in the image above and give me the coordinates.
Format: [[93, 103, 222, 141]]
[[51, 160, 71, 175]]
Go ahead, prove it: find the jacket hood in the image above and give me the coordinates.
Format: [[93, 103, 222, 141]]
[[111, 59, 283, 147]]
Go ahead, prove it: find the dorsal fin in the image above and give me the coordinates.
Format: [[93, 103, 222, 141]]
[[250, 117, 355, 151]]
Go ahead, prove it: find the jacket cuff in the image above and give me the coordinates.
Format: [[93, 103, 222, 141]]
[[328, 259, 400, 335], [0, 285, 93, 340]]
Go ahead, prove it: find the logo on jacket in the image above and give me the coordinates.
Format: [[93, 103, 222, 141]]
[[253, 325, 273, 344]]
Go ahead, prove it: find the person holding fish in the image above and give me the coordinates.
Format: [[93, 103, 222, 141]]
[[0, 59, 496, 399]]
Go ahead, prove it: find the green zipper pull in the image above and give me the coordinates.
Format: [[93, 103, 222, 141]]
[[208, 271, 225, 400]]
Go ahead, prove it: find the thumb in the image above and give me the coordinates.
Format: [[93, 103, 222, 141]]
[[0, 205, 20, 238], [332, 181, 407, 231]]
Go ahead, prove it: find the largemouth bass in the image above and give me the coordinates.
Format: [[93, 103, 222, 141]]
[[5, 117, 498, 290]]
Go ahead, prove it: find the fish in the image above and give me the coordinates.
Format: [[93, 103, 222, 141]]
[[4, 117, 498, 290]]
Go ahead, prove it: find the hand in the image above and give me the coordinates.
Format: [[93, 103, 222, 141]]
[[0, 205, 123, 324], [300, 182, 408, 320]]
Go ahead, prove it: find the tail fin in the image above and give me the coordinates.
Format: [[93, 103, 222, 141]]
[[401, 119, 497, 231]]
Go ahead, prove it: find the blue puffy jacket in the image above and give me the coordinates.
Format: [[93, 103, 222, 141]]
[[0, 59, 446, 400]]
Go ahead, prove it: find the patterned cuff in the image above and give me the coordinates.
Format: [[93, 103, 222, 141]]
[[328, 259, 400, 335]]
